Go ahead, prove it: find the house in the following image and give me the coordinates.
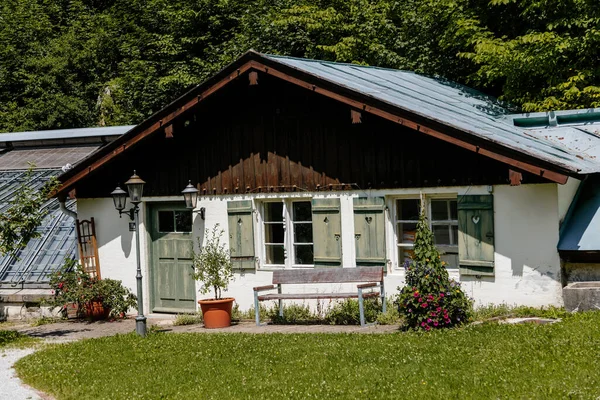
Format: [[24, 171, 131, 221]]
[[0, 126, 131, 319], [52, 51, 600, 314]]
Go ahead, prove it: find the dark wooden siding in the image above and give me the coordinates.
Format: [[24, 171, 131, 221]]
[[75, 75, 547, 198]]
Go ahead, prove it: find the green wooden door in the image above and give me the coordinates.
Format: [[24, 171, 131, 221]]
[[149, 204, 196, 313], [353, 197, 386, 266]]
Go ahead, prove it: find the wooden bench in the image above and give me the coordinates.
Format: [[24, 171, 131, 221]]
[[253, 267, 386, 327]]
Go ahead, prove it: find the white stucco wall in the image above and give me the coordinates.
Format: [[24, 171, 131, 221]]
[[77, 182, 565, 314]]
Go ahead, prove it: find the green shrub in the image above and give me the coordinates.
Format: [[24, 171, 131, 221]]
[[47, 259, 137, 319], [324, 298, 380, 325], [268, 303, 320, 324], [396, 211, 473, 331], [231, 303, 270, 321], [0, 330, 36, 348], [376, 300, 402, 325], [173, 313, 203, 326]]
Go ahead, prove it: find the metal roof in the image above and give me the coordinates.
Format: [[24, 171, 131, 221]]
[[0, 169, 77, 286], [0, 125, 133, 144], [0, 146, 101, 170], [558, 175, 600, 252], [265, 54, 600, 174]]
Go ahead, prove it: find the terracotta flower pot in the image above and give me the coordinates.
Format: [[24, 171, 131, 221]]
[[198, 297, 234, 328], [85, 301, 111, 321]]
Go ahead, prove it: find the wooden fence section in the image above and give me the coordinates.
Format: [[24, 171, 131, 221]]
[[76, 218, 101, 279]]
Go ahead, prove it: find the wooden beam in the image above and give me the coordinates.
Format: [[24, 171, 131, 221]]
[[255, 62, 570, 184]]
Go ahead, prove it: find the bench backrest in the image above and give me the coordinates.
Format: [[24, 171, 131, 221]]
[[272, 267, 384, 285]]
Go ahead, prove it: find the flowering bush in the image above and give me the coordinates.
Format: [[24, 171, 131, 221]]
[[396, 212, 473, 331], [48, 259, 137, 319]]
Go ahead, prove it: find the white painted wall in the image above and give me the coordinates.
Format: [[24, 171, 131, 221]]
[[557, 177, 581, 225], [78, 182, 565, 314]]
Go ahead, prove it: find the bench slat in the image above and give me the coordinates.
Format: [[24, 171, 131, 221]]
[[272, 267, 383, 284], [258, 292, 380, 301]]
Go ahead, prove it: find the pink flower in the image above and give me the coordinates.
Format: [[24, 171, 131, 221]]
[[413, 292, 419, 297], [418, 297, 423, 303], [427, 318, 432, 323], [425, 326, 431, 331], [433, 321, 439, 326], [439, 293, 445, 298], [421, 322, 426, 327], [421, 303, 428, 308], [436, 307, 442, 312]]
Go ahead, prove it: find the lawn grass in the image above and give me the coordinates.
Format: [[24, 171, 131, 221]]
[[15, 312, 600, 400], [0, 330, 38, 349]]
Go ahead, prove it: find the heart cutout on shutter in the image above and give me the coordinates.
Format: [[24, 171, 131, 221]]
[[472, 215, 480, 224]]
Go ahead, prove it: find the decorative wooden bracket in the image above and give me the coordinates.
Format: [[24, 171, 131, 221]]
[[351, 109, 362, 124], [509, 169, 522, 186], [165, 124, 174, 139], [249, 71, 259, 86]]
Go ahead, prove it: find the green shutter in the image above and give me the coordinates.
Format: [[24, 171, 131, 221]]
[[458, 195, 494, 276], [311, 198, 342, 267], [353, 197, 386, 266], [227, 200, 256, 271]]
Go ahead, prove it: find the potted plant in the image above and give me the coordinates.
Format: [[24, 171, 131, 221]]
[[192, 224, 235, 328], [48, 259, 137, 320]]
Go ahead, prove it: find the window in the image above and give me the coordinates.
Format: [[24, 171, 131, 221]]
[[262, 200, 314, 267], [430, 199, 458, 268], [395, 197, 458, 268], [396, 199, 420, 268], [158, 210, 192, 233]]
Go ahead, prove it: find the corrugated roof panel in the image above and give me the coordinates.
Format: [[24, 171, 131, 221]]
[[266, 55, 600, 174], [0, 125, 133, 143], [0, 170, 77, 286], [0, 146, 100, 170]]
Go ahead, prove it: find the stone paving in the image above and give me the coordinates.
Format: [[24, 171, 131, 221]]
[[7, 316, 400, 343]]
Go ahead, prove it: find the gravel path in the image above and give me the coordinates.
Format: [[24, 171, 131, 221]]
[[0, 347, 44, 400]]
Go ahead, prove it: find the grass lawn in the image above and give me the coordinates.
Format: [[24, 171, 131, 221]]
[[14, 312, 600, 400], [0, 330, 38, 349]]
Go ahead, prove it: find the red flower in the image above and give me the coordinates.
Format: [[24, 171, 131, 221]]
[[58, 282, 64, 289], [439, 293, 445, 298], [421, 303, 428, 308]]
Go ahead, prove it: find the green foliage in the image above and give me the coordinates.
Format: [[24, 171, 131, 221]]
[[473, 304, 569, 321], [13, 312, 600, 399], [0, 330, 37, 348], [397, 211, 473, 331], [0, 166, 59, 257], [30, 316, 62, 327], [231, 303, 269, 321], [268, 303, 321, 324], [2, 0, 599, 133], [173, 313, 203, 326], [323, 298, 380, 325], [192, 224, 234, 300], [48, 259, 137, 319]]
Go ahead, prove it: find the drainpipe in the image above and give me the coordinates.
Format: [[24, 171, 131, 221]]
[[59, 199, 77, 220]]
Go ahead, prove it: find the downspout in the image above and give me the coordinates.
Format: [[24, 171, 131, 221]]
[[59, 199, 77, 220]]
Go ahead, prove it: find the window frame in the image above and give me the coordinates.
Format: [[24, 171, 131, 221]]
[[392, 195, 458, 270], [259, 199, 314, 269]]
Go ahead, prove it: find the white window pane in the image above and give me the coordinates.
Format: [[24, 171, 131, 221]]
[[294, 223, 312, 243], [294, 245, 314, 264], [431, 200, 448, 221], [266, 245, 285, 264], [398, 222, 417, 244], [264, 202, 283, 222], [433, 225, 451, 245], [265, 223, 284, 243], [293, 202, 312, 221], [397, 199, 420, 221]]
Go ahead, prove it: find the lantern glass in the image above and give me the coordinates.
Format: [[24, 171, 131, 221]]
[[125, 171, 145, 204], [111, 186, 128, 211], [181, 181, 199, 209]]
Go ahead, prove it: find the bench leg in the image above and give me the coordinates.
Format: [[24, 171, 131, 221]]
[[381, 280, 386, 313], [278, 284, 283, 318], [358, 288, 366, 328], [254, 291, 260, 326]]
